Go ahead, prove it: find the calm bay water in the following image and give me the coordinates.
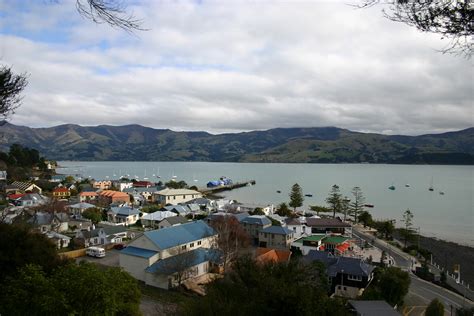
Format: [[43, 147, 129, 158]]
[[58, 161, 473, 246]]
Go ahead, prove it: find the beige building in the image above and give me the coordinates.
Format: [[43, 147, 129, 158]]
[[92, 180, 112, 190], [153, 188, 202, 205], [258, 226, 294, 249]]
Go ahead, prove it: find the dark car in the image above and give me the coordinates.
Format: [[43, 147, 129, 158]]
[[113, 243, 127, 250]]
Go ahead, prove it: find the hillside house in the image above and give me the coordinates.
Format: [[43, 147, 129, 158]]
[[98, 190, 130, 205], [92, 180, 112, 190], [158, 216, 188, 229], [255, 247, 292, 265], [112, 180, 133, 191], [68, 202, 95, 218], [79, 191, 98, 203], [53, 187, 71, 199], [240, 215, 272, 245], [7, 181, 42, 194], [107, 206, 141, 225], [306, 217, 352, 236], [119, 220, 219, 289], [141, 211, 177, 228], [76, 225, 128, 247]]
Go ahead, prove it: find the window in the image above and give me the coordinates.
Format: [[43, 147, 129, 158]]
[[343, 287, 347, 291], [173, 196, 176, 200], [183, 195, 186, 198], [197, 241, 201, 245], [182, 245, 187, 250], [293, 227, 296, 231], [190, 243, 194, 248], [348, 275, 362, 281]]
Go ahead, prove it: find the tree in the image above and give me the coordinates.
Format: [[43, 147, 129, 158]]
[[350, 186, 365, 223], [276, 202, 292, 217], [425, 298, 444, 316], [374, 220, 395, 239], [250, 207, 265, 215], [358, 211, 373, 228], [82, 207, 104, 224], [0, 223, 68, 282], [158, 248, 198, 287], [210, 216, 250, 272], [309, 205, 332, 216], [400, 209, 415, 248], [326, 184, 342, 218], [0, 65, 28, 122], [289, 183, 304, 211], [165, 180, 188, 189], [361, 0, 473, 57], [362, 266, 410, 307], [0, 262, 141, 316], [75, 0, 145, 32], [182, 256, 347, 315]]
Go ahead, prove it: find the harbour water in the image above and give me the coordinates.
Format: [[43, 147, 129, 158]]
[[58, 161, 473, 246]]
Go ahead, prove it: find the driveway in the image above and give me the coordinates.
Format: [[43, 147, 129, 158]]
[[76, 249, 120, 267]]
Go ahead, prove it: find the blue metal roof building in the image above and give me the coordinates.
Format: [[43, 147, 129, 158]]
[[144, 220, 216, 250]]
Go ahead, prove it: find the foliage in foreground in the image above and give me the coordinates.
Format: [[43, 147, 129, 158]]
[[182, 256, 348, 316], [0, 262, 141, 316], [361, 266, 410, 307]]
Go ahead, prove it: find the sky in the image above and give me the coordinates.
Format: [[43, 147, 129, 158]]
[[0, 0, 472, 135]]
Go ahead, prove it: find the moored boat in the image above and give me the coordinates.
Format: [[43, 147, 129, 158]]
[[364, 204, 374, 208]]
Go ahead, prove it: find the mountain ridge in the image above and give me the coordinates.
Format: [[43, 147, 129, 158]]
[[0, 123, 472, 164]]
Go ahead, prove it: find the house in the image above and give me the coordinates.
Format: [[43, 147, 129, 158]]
[[28, 212, 69, 233], [235, 203, 275, 216], [52, 187, 71, 199], [123, 186, 162, 203], [92, 180, 112, 190], [119, 220, 219, 289], [153, 188, 202, 205], [158, 216, 188, 229], [68, 202, 96, 218], [46, 231, 71, 249], [50, 175, 66, 183], [348, 300, 401, 316], [206, 212, 249, 224], [240, 215, 272, 244], [305, 250, 375, 298], [112, 180, 133, 192], [67, 218, 94, 232], [15, 193, 47, 207], [133, 181, 154, 188], [4, 185, 22, 195], [98, 190, 130, 205], [185, 198, 217, 212], [78, 191, 98, 203], [322, 235, 353, 255], [76, 225, 128, 247], [255, 247, 291, 265], [161, 205, 190, 216], [7, 181, 42, 194], [141, 211, 177, 228], [291, 235, 326, 255], [285, 217, 314, 238], [306, 217, 352, 236], [258, 226, 294, 249], [107, 206, 141, 225]]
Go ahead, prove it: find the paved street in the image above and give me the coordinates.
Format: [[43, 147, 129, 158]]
[[353, 228, 474, 315]]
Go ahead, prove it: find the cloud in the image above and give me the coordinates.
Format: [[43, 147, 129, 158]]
[[0, 0, 471, 135]]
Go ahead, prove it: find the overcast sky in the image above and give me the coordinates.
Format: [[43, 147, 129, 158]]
[[0, 0, 472, 135]]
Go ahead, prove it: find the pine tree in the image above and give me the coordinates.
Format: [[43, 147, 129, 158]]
[[289, 183, 304, 211], [350, 186, 365, 223], [325, 185, 342, 218]]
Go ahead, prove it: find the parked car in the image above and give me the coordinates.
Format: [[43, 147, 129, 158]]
[[113, 243, 127, 250]]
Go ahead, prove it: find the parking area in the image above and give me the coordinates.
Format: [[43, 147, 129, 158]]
[[76, 249, 120, 267]]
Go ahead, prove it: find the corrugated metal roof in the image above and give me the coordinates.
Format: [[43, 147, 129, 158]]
[[120, 246, 158, 259], [260, 225, 293, 235], [144, 220, 216, 250]]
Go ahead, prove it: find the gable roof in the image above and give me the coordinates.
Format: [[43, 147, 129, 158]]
[[53, 187, 69, 193], [306, 218, 351, 228], [241, 215, 271, 226], [79, 191, 98, 197], [261, 225, 293, 235], [141, 210, 176, 222], [99, 190, 129, 198], [10, 181, 40, 191], [163, 216, 188, 226], [255, 247, 291, 264], [69, 202, 95, 209], [143, 220, 216, 250], [110, 206, 140, 216], [327, 256, 374, 277], [285, 217, 302, 226], [162, 205, 189, 215]]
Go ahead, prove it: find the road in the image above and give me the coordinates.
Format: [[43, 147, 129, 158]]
[[353, 228, 474, 314]]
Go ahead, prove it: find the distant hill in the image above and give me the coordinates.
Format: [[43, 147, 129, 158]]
[[0, 123, 472, 164]]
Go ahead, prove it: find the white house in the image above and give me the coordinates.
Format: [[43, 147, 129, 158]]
[[107, 206, 141, 225], [141, 211, 177, 228], [236, 203, 275, 216], [285, 217, 315, 238], [112, 180, 134, 192], [68, 202, 96, 218], [76, 225, 128, 247], [119, 220, 219, 289], [153, 188, 202, 205], [46, 231, 71, 249]]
